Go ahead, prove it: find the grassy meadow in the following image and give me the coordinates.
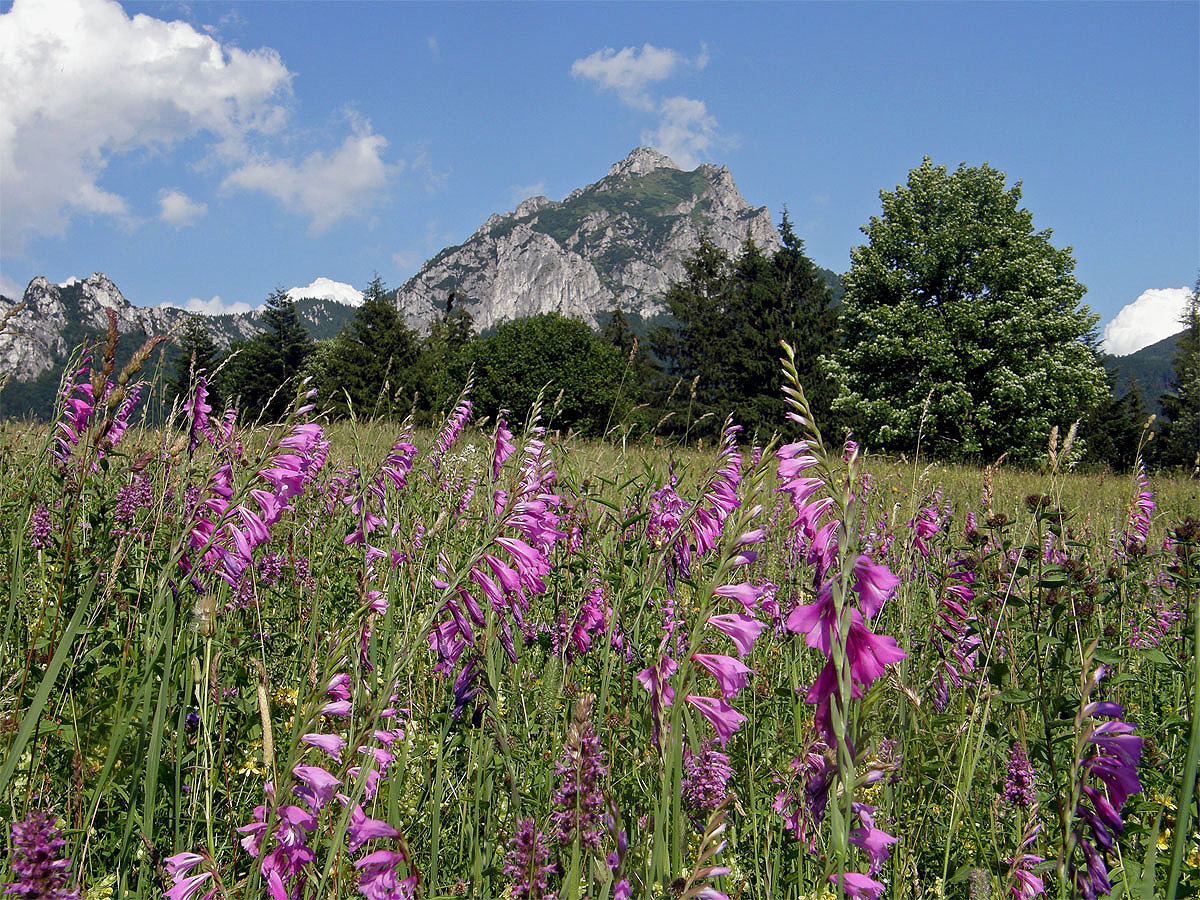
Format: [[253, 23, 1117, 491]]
[[1, 352, 1198, 900]]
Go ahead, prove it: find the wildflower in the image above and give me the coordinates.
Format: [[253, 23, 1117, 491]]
[[3, 810, 80, 900], [493, 412, 515, 480], [683, 741, 733, 813], [430, 384, 473, 473], [1003, 814, 1046, 899], [1004, 741, 1036, 808], [551, 696, 608, 850], [1065, 686, 1143, 900], [28, 504, 53, 550], [503, 819, 558, 900]]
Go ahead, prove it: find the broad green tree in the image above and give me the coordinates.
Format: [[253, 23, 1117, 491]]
[[470, 312, 626, 436], [1156, 282, 1199, 471], [830, 159, 1107, 461]]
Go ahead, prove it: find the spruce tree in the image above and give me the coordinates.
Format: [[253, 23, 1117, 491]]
[[1156, 282, 1200, 472], [220, 288, 313, 422], [167, 314, 222, 413], [323, 275, 418, 419]]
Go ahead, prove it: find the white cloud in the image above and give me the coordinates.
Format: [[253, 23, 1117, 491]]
[[510, 181, 547, 206], [426, 35, 440, 61], [286, 277, 363, 307], [160, 295, 253, 316], [0, 0, 292, 254], [571, 44, 698, 111], [571, 43, 725, 168], [158, 189, 207, 227], [1101, 286, 1195, 356], [642, 96, 720, 170], [222, 121, 400, 232], [0, 270, 24, 299]]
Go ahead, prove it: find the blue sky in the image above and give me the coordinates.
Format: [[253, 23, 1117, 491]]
[[1, 0, 1196, 354]]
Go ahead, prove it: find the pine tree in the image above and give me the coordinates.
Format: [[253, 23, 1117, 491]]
[[1156, 281, 1199, 472], [220, 288, 313, 422], [167, 314, 222, 413], [323, 275, 418, 419]]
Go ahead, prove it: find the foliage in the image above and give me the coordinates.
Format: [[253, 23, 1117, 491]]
[[1156, 282, 1200, 472], [831, 158, 1108, 462], [652, 215, 839, 438], [470, 312, 627, 435], [320, 275, 419, 420], [165, 314, 222, 415], [218, 288, 313, 422], [412, 291, 475, 421], [1, 346, 1199, 898]]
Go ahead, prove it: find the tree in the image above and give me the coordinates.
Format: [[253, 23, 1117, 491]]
[[830, 159, 1107, 462], [413, 291, 476, 418], [220, 288, 313, 422], [167, 314, 222, 413], [470, 313, 627, 436], [651, 218, 839, 437], [1155, 280, 1199, 471], [322, 275, 419, 419]]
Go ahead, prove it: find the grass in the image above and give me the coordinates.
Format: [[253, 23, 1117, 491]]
[[0, 367, 1197, 900]]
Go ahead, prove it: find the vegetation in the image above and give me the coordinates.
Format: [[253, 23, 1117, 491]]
[[1, 333, 1197, 899], [831, 159, 1108, 463]]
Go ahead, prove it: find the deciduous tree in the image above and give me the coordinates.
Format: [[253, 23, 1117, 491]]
[[830, 158, 1106, 461]]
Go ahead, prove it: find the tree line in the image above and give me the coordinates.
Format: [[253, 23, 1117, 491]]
[[168, 159, 1197, 472]]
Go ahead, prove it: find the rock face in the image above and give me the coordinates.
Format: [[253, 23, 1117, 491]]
[[395, 147, 780, 333], [0, 274, 187, 384], [0, 274, 355, 417]]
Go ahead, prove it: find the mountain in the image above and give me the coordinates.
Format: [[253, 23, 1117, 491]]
[[1104, 330, 1185, 413], [395, 147, 783, 334], [0, 273, 354, 418]]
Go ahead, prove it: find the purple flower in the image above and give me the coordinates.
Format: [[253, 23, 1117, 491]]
[[551, 696, 608, 849], [492, 412, 515, 480], [1004, 741, 1036, 808], [503, 819, 558, 900], [28, 504, 53, 550], [1067, 693, 1143, 900], [4, 810, 80, 900], [683, 741, 733, 813]]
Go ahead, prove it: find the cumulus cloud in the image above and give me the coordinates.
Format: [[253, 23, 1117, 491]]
[[642, 96, 720, 170], [571, 43, 725, 168], [0, 0, 292, 253], [0, 271, 24, 299], [222, 121, 400, 232], [161, 295, 253, 316], [158, 189, 207, 227], [1101, 286, 1196, 356], [571, 43, 700, 111]]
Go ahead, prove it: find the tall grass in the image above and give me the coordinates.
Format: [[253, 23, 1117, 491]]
[[1, 344, 1197, 899]]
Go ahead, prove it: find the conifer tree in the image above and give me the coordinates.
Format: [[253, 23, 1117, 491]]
[[167, 314, 222, 413], [1156, 281, 1199, 472], [220, 288, 313, 422], [323, 275, 418, 419]]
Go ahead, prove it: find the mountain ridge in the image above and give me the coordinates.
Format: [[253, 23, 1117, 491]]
[[394, 147, 782, 334]]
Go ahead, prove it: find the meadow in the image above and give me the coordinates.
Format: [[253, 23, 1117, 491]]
[[1, 343, 1197, 900]]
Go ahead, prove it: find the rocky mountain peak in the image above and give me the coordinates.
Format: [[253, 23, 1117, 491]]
[[395, 150, 779, 335], [606, 146, 680, 180]]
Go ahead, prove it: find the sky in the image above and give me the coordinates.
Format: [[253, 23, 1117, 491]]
[[1, 0, 1196, 355]]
